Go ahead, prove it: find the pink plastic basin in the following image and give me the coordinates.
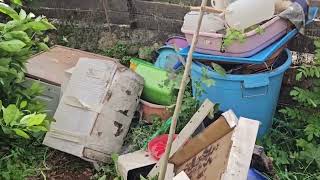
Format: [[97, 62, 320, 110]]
[[182, 16, 289, 57]]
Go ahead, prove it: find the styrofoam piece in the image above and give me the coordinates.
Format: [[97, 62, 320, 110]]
[[43, 58, 144, 162], [225, 0, 276, 30]]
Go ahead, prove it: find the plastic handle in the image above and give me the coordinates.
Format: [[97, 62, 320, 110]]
[[242, 76, 270, 98], [243, 76, 270, 89]]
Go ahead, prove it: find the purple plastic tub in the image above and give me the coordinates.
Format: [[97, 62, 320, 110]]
[[182, 16, 289, 57], [165, 36, 189, 49]]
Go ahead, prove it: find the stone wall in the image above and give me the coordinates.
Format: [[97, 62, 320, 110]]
[[27, 0, 320, 105], [28, 0, 320, 53]]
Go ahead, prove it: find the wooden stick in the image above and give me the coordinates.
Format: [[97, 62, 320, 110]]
[[190, 6, 224, 14], [157, 0, 209, 179]]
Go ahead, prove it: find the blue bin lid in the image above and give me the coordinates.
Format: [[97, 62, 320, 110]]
[[179, 7, 318, 65]]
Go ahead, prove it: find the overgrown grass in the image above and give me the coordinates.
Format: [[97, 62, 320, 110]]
[[0, 139, 48, 179], [261, 113, 320, 180]]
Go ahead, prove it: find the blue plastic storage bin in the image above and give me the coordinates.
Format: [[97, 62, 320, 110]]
[[191, 49, 292, 137]]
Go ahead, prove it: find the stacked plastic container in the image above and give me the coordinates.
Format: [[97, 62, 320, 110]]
[[178, 5, 318, 137]]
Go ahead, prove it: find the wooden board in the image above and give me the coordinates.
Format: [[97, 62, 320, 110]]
[[176, 118, 260, 180], [221, 118, 260, 180], [176, 131, 234, 180], [169, 110, 238, 166], [148, 99, 214, 177]]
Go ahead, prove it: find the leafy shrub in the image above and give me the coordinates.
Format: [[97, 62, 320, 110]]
[[0, 100, 50, 139], [262, 40, 320, 179], [0, 3, 55, 139]]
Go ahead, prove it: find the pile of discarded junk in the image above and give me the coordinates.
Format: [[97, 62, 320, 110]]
[[25, 0, 318, 179]]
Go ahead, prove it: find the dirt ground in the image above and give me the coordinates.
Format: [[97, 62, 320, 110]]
[[28, 151, 94, 180]]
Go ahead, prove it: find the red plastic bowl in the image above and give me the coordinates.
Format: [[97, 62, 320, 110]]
[[148, 134, 178, 160]]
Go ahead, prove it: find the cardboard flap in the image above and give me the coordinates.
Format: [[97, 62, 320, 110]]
[[176, 118, 260, 180], [169, 110, 238, 166]]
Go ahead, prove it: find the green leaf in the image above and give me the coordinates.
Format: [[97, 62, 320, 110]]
[[98, 175, 107, 180], [20, 113, 34, 124], [13, 128, 30, 139], [211, 62, 226, 76], [296, 72, 303, 81], [11, 0, 23, 6], [290, 90, 299, 96], [4, 31, 31, 43], [0, 57, 12, 66], [19, 9, 26, 20], [37, 42, 49, 51], [0, 23, 6, 30], [0, 40, 26, 52], [25, 19, 56, 31], [43, 36, 49, 43], [27, 113, 46, 126], [140, 175, 147, 180], [0, 3, 20, 20], [2, 104, 21, 125], [20, 101, 27, 109], [203, 79, 215, 87], [27, 125, 48, 132]]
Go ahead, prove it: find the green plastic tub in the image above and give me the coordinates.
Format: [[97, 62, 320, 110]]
[[130, 58, 176, 106]]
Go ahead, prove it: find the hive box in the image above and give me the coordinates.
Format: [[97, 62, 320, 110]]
[[173, 118, 259, 180], [43, 58, 144, 162], [26, 45, 116, 116]]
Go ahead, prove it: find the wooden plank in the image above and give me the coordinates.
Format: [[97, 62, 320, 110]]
[[221, 118, 260, 180], [176, 131, 234, 180], [169, 110, 238, 166], [148, 99, 214, 177], [165, 163, 175, 180]]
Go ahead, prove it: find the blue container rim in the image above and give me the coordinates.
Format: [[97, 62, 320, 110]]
[[192, 49, 292, 81]]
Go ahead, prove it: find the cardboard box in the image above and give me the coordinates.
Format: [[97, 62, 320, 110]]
[[26, 45, 119, 115], [175, 118, 260, 180], [43, 58, 144, 162]]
